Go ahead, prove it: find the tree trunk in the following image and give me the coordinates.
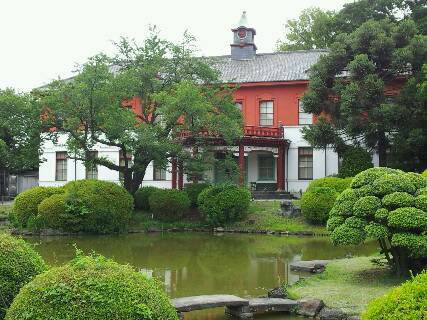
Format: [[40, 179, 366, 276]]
[[377, 132, 388, 167]]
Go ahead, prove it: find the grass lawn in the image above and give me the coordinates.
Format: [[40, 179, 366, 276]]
[[131, 200, 327, 233], [288, 256, 405, 315]]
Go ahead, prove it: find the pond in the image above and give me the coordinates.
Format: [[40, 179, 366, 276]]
[[26, 233, 378, 320]]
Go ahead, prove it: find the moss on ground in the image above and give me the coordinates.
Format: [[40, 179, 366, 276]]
[[288, 256, 405, 315]]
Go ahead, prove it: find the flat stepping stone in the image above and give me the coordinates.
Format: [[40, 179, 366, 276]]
[[172, 294, 249, 312], [249, 298, 299, 313], [290, 260, 329, 273]]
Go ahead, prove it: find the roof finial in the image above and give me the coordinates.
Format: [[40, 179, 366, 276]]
[[238, 11, 248, 27]]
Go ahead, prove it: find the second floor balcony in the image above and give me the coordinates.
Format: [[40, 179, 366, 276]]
[[179, 125, 283, 140]]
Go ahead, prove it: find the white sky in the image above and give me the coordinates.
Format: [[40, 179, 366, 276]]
[[0, 0, 351, 92]]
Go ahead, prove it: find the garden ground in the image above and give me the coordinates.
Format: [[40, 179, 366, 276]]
[[288, 256, 405, 315]]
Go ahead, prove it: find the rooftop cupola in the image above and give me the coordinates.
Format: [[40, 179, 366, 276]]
[[231, 11, 257, 60]]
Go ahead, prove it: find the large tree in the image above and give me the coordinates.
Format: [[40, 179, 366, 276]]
[[301, 18, 427, 168], [0, 89, 42, 173], [40, 32, 242, 194], [277, 7, 336, 51]]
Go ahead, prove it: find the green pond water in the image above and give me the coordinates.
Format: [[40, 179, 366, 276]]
[[26, 233, 378, 320]]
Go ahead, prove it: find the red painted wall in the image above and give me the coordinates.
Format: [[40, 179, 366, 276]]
[[234, 82, 309, 127]]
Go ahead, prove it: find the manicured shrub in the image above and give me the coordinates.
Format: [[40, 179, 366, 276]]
[[37, 193, 67, 229], [13, 186, 63, 227], [5, 253, 178, 320], [0, 234, 47, 319], [422, 170, 427, 178], [184, 183, 210, 207], [387, 207, 427, 232], [382, 192, 415, 210], [328, 168, 427, 275], [148, 189, 190, 222], [330, 224, 366, 245], [134, 186, 159, 211], [371, 174, 416, 196], [350, 167, 400, 188], [63, 180, 134, 233], [326, 216, 345, 231], [338, 147, 373, 178], [300, 187, 338, 225], [306, 177, 353, 194], [362, 271, 427, 320], [198, 184, 251, 226], [353, 196, 381, 217], [415, 194, 427, 211]]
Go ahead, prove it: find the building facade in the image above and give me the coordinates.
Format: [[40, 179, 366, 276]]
[[40, 13, 350, 192]]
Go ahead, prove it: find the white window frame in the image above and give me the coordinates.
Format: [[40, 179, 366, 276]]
[[259, 101, 274, 126], [298, 100, 312, 125]]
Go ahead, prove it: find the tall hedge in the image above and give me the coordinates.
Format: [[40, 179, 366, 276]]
[[134, 186, 159, 211], [327, 167, 427, 275], [5, 253, 178, 320], [148, 189, 190, 222], [306, 176, 353, 194], [13, 186, 63, 227], [0, 234, 47, 319], [301, 187, 339, 225], [198, 184, 251, 226], [362, 271, 427, 319]]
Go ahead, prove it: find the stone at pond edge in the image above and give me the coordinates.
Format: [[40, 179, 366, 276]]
[[267, 287, 287, 299], [316, 307, 347, 320], [297, 299, 325, 317]]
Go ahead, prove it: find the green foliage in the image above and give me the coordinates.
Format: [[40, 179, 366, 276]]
[[405, 172, 427, 189], [306, 176, 353, 193], [5, 253, 178, 320], [148, 189, 191, 222], [184, 183, 210, 207], [198, 184, 251, 226], [388, 207, 427, 232], [0, 234, 47, 319], [353, 196, 381, 218], [134, 186, 159, 211], [0, 89, 42, 173], [362, 271, 427, 320], [41, 32, 242, 194], [329, 167, 427, 275], [338, 147, 373, 178], [37, 193, 67, 229], [300, 187, 338, 225], [351, 167, 400, 189], [364, 222, 389, 239], [422, 170, 427, 178], [277, 7, 336, 51], [415, 194, 427, 211], [382, 192, 415, 210], [330, 224, 366, 245], [13, 186, 63, 227], [372, 174, 417, 196], [62, 180, 134, 233]]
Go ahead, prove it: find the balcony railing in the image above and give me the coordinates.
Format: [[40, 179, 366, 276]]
[[244, 126, 282, 138], [179, 126, 282, 139]]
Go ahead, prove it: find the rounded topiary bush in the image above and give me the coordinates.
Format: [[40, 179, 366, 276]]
[[387, 207, 427, 232], [350, 167, 401, 189], [382, 192, 415, 210], [0, 234, 47, 319], [63, 180, 134, 233], [13, 186, 63, 227], [330, 224, 366, 245], [362, 271, 427, 320], [5, 253, 178, 320], [134, 186, 159, 211], [338, 147, 373, 178], [148, 189, 190, 222], [415, 194, 427, 211], [198, 184, 251, 226], [300, 187, 338, 225], [306, 177, 353, 194], [184, 183, 210, 207], [371, 174, 417, 196], [353, 196, 381, 217], [37, 193, 67, 229]]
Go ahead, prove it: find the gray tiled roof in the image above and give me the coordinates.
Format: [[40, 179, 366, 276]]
[[208, 49, 327, 84]]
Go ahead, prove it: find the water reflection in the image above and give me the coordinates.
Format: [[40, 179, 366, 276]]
[[26, 233, 378, 320]]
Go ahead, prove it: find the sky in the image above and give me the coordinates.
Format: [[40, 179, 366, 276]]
[[0, 0, 352, 92]]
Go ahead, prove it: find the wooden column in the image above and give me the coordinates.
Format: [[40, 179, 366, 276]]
[[178, 161, 184, 190], [277, 144, 285, 191], [239, 143, 245, 186], [171, 158, 177, 189]]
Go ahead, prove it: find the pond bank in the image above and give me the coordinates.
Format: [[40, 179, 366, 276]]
[[288, 256, 405, 316]]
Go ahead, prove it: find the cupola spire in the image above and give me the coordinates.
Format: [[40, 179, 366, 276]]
[[231, 11, 257, 60]]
